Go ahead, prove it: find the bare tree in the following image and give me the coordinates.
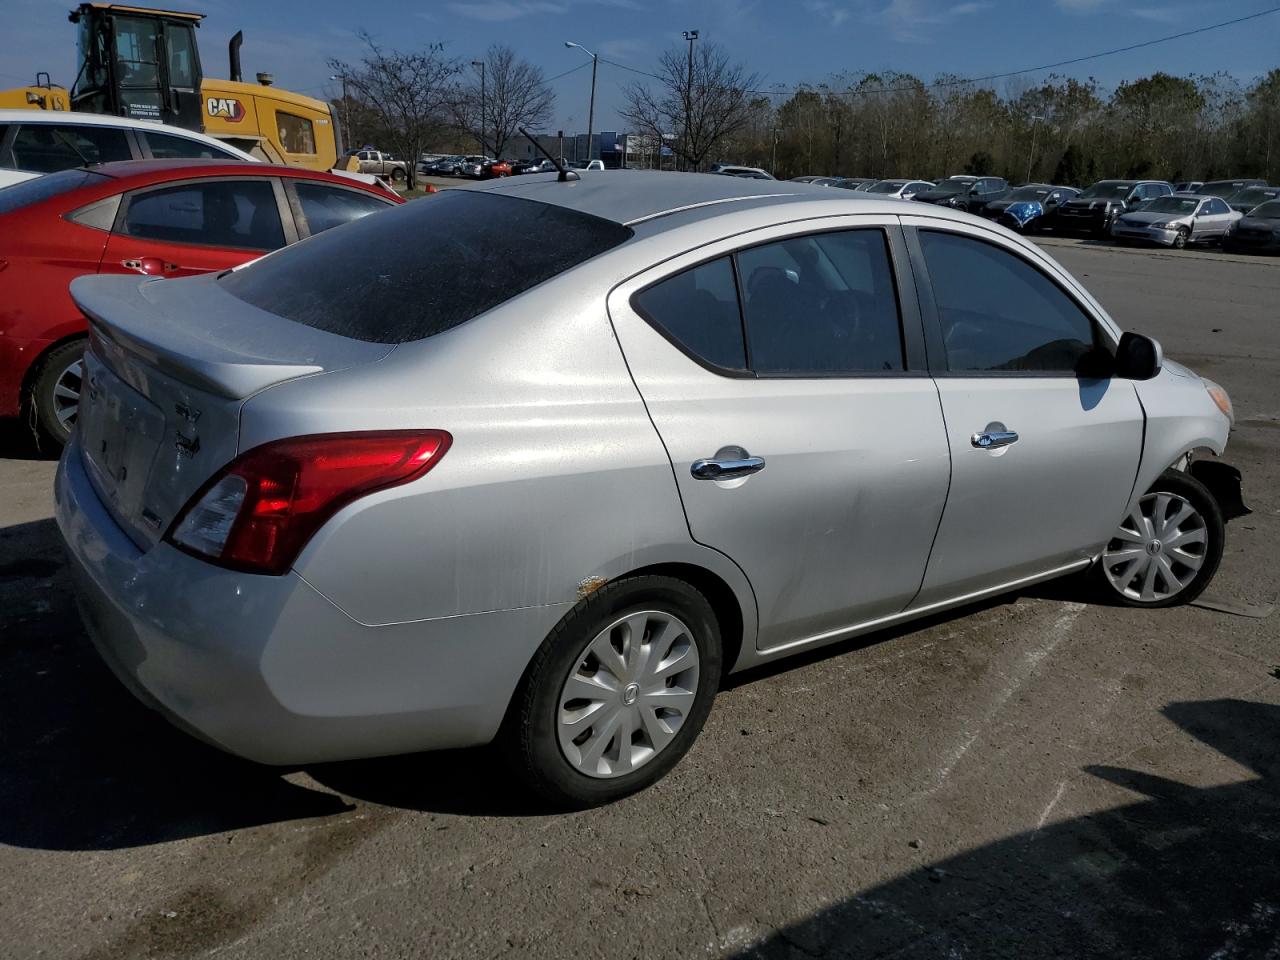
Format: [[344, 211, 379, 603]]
[[621, 42, 760, 172], [328, 34, 459, 189], [453, 45, 555, 158]]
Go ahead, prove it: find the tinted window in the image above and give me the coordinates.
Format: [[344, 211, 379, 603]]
[[8, 124, 131, 173], [0, 168, 109, 216], [219, 191, 634, 344], [1249, 200, 1280, 218], [122, 179, 284, 249], [634, 258, 745, 371], [920, 231, 1097, 374], [295, 182, 392, 235], [166, 24, 198, 87], [143, 131, 238, 160], [277, 113, 316, 155], [738, 230, 904, 375], [1205, 198, 1231, 215]]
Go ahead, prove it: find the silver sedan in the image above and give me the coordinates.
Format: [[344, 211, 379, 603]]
[[1111, 193, 1242, 248], [57, 173, 1240, 807]]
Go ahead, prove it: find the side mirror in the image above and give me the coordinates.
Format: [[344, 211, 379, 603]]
[[1115, 332, 1163, 381]]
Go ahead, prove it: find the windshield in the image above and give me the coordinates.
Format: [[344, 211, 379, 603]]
[[867, 181, 905, 194], [1080, 183, 1132, 200], [1140, 197, 1199, 215], [1248, 200, 1280, 219], [1008, 186, 1051, 201], [1200, 182, 1247, 199], [929, 179, 973, 196], [0, 168, 108, 216], [219, 191, 634, 344]]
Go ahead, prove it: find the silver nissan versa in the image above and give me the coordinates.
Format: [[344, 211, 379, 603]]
[[56, 172, 1242, 807]]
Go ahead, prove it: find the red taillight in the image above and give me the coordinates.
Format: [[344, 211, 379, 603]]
[[166, 431, 451, 575]]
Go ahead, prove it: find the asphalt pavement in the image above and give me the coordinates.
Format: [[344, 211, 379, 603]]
[[0, 243, 1277, 960]]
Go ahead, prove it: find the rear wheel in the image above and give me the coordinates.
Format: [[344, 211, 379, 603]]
[[1094, 471, 1223, 608], [29, 339, 86, 448], [390, 167, 407, 183], [503, 576, 722, 808]]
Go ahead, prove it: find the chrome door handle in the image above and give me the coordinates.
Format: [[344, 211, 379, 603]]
[[971, 430, 1019, 449], [691, 456, 766, 480]]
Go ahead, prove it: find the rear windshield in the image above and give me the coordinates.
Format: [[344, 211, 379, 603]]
[[0, 168, 108, 217], [219, 190, 633, 344]]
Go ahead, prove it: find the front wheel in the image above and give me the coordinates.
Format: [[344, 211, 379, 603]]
[[502, 576, 722, 808], [1171, 227, 1190, 250], [1094, 470, 1224, 608]]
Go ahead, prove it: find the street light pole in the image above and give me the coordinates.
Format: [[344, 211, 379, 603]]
[[682, 29, 698, 171], [564, 41, 597, 162], [472, 60, 486, 156], [1027, 114, 1044, 183], [329, 73, 350, 152]]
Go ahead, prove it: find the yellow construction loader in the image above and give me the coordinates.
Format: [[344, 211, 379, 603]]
[[1, 3, 343, 171]]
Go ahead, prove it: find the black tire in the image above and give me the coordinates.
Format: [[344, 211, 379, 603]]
[[1172, 227, 1189, 250], [502, 575, 723, 808], [390, 167, 407, 183], [28, 339, 86, 449], [1093, 469, 1224, 608]]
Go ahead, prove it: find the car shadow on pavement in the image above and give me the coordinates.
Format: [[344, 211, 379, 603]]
[[0, 416, 55, 461], [733, 697, 1280, 960], [0, 517, 355, 851]]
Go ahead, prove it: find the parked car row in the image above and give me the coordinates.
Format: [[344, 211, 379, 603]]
[[419, 155, 588, 179]]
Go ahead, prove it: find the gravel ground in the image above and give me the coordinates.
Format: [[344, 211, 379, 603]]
[[0, 243, 1276, 960]]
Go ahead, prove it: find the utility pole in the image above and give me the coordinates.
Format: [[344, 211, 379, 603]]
[[682, 29, 699, 171], [472, 60, 486, 156], [329, 73, 350, 151], [1027, 115, 1044, 184], [564, 41, 597, 162]]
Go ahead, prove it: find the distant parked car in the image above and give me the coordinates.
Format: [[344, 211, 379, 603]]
[[832, 178, 878, 191], [1224, 185, 1280, 214], [1194, 178, 1267, 200], [789, 175, 822, 183], [1173, 181, 1204, 194], [1110, 193, 1240, 249], [1223, 199, 1280, 254], [0, 107, 257, 188], [0, 159, 402, 445], [914, 176, 1009, 213], [862, 179, 933, 199], [418, 155, 462, 176], [511, 158, 560, 175], [571, 159, 606, 171], [981, 184, 1080, 233], [345, 149, 411, 183], [1051, 180, 1174, 236], [709, 164, 774, 179], [807, 177, 841, 187], [460, 158, 511, 179]]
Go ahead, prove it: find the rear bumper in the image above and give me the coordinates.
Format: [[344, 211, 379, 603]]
[[55, 437, 571, 764]]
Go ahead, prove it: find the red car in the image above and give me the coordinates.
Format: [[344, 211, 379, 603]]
[[0, 159, 403, 445]]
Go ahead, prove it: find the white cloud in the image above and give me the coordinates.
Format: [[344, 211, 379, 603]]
[[446, 1, 567, 21], [1055, 0, 1110, 10], [1132, 6, 1184, 23], [805, 0, 852, 26], [597, 38, 650, 61], [880, 0, 995, 42]]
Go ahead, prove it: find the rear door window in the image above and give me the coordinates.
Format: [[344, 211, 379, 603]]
[[9, 124, 132, 173], [919, 230, 1098, 374], [293, 182, 393, 235], [633, 257, 746, 372], [120, 179, 285, 250], [219, 190, 633, 343], [142, 131, 239, 160], [738, 229, 905, 375]]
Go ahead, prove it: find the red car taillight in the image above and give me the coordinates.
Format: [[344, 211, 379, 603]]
[[166, 431, 451, 575]]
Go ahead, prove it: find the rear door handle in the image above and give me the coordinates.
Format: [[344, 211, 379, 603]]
[[971, 430, 1019, 449], [691, 455, 766, 480]]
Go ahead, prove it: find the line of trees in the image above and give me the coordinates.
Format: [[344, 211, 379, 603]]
[[720, 69, 1280, 184]]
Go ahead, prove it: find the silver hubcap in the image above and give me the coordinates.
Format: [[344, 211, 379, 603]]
[[557, 610, 700, 779], [1103, 492, 1207, 602], [52, 359, 84, 431]]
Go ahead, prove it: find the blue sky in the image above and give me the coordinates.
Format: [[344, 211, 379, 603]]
[[4, 0, 1278, 136]]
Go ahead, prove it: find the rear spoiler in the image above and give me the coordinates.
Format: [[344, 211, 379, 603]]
[[71, 274, 327, 400]]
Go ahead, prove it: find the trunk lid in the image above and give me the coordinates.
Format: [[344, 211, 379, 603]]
[[70, 273, 394, 549]]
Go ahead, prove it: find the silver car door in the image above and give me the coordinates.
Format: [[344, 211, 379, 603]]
[[901, 217, 1144, 605], [607, 217, 951, 653]]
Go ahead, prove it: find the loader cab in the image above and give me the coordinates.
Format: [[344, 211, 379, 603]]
[[70, 3, 205, 132]]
